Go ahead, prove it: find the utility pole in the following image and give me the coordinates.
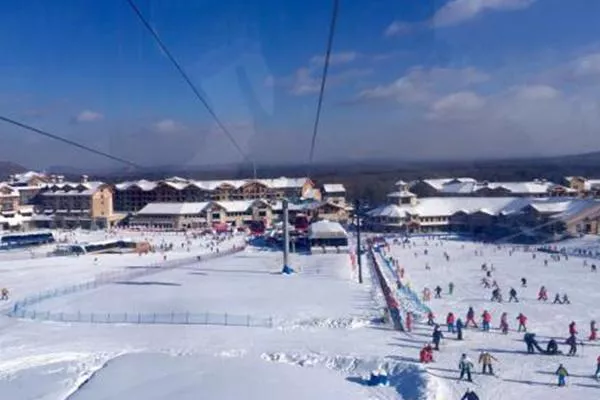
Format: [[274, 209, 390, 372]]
[[355, 199, 363, 284], [283, 198, 290, 271]]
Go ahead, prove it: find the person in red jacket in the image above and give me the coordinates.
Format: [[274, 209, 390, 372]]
[[516, 313, 527, 332], [419, 344, 434, 363], [590, 320, 597, 341], [447, 312, 456, 333], [538, 286, 548, 301], [569, 321, 578, 336], [481, 310, 492, 332]]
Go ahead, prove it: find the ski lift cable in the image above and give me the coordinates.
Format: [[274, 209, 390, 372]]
[[125, 0, 252, 167], [307, 0, 340, 174], [0, 115, 142, 169]]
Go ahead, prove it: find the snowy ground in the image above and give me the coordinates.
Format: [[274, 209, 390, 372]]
[[1, 229, 599, 399], [384, 237, 600, 399]]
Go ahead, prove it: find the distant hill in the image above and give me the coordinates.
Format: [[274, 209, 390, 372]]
[[0, 161, 28, 180]]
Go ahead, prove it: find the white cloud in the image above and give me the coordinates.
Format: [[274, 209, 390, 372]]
[[310, 51, 359, 66], [511, 85, 560, 100], [570, 53, 600, 78], [75, 110, 104, 123], [433, 0, 536, 27], [429, 91, 485, 117], [384, 21, 412, 37], [154, 119, 185, 134], [290, 67, 321, 95], [356, 66, 489, 103]]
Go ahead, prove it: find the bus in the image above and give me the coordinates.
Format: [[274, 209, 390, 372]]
[[0, 231, 55, 249]]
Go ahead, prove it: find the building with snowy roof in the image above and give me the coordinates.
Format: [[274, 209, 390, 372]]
[[407, 177, 575, 198], [308, 220, 349, 247], [132, 200, 273, 230], [321, 184, 346, 206], [113, 176, 322, 213]]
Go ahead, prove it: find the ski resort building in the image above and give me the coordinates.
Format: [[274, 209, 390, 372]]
[[407, 177, 576, 198], [113, 177, 320, 213]]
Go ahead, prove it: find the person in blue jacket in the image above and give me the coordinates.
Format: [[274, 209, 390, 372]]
[[461, 389, 480, 400], [432, 324, 444, 350]]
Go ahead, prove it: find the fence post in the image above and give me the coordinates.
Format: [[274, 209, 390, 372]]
[[185, 312, 189, 324], [269, 316, 273, 328]]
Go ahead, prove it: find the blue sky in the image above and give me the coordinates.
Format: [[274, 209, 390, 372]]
[[2, 0, 600, 170]]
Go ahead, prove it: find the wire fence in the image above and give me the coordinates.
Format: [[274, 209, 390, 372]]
[[366, 244, 403, 331], [8, 246, 247, 321], [10, 308, 274, 328]]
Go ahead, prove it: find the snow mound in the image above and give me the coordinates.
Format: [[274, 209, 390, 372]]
[[261, 351, 439, 400], [276, 316, 375, 331]]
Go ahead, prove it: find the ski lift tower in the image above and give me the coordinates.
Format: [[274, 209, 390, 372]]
[[281, 199, 293, 274]]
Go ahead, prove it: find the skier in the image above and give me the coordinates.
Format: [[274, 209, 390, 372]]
[[508, 287, 519, 302], [595, 355, 600, 380], [555, 364, 569, 387], [491, 288, 502, 303], [589, 320, 597, 341], [538, 286, 548, 301], [461, 389, 480, 400], [524, 333, 536, 354], [446, 312, 456, 333], [427, 311, 435, 326], [456, 318, 464, 340], [553, 293, 563, 304], [481, 310, 492, 332], [499, 312, 509, 334], [521, 277, 527, 287], [592, 264, 597, 272], [432, 324, 444, 350], [458, 354, 474, 382], [478, 351, 497, 375], [406, 312, 413, 332], [448, 282, 454, 295], [516, 313, 528, 332], [466, 307, 478, 328], [481, 277, 490, 288], [434, 285, 442, 299], [569, 321, 578, 336], [0, 287, 8, 301], [422, 287, 431, 302], [419, 344, 434, 364], [566, 334, 578, 356], [562, 294, 570, 304]]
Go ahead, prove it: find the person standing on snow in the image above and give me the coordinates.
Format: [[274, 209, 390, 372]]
[[478, 351, 498, 375], [434, 285, 442, 299], [499, 312, 509, 334], [448, 282, 454, 295], [516, 313, 528, 332], [508, 287, 519, 302], [0, 287, 8, 301], [562, 294, 570, 304], [555, 364, 569, 387], [456, 318, 464, 340], [458, 354, 474, 382], [566, 334, 578, 356], [466, 307, 478, 328], [432, 324, 444, 350], [569, 321, 578, 336], [446, 312, 455, 333], [553, 293, 563, 304], [427, 311, 436, 326], [589, 320, 597, 341], [481, 310, 492, 332], [538, 286, 548, 301], [594, 355, 600, 380], [405, 312, 413, 332]]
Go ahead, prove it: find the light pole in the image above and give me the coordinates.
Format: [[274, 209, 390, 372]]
[[355, 199, 363, 284]]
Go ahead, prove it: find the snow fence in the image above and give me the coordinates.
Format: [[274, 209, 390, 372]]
[[367, 244, 403, 331], [6, 246, 269, 327]]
